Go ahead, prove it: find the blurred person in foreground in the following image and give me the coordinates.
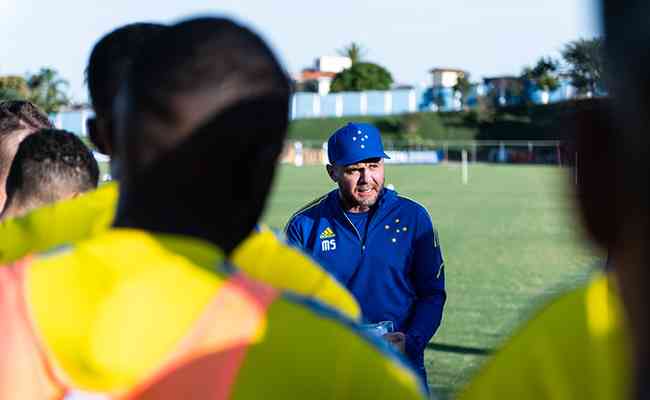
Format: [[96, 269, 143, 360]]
[[0, 23, 360, 321], [601, 1, 650, 397], [458, 100, 630, 400], [459, 1, 650, 396], [0, 100, 53, 211], [0, 129, 98, 221], [0, 16, 426, 399], [285, 122, 446, 386]]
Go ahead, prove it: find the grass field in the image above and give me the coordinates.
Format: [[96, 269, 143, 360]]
[[261, 163, 602, 399]]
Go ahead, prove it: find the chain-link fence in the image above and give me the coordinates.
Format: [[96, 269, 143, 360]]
[[280, 140, 569, 166]]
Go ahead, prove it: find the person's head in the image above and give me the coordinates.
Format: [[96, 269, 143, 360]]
[[326, 123, 390, 212], [0, 129, 99, 220], [114, 16, 290, 253], [0, 100, 53, 210], [85, 22, 166, 156]]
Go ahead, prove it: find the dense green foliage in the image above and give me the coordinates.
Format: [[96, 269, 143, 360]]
[[453, 73, 472, 108], [562, 38, 604, 96], [330, 62, 394, 92], [338, 42, 365, 65], [521, 57, 561, 92], [288, 100, 589, 143], [0, 67, 70, 113]]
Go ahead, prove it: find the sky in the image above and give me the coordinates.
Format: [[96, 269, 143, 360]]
[[0, 0, 600, 102]]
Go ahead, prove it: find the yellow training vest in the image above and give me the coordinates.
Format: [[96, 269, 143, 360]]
[[458, 273, 631, 400]]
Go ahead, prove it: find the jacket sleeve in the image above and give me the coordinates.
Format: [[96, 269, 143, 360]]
[[404, 207, 446, 364], [284, 216, 305, 248]]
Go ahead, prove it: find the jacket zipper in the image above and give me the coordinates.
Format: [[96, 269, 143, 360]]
[[341, 209, 366, 252]]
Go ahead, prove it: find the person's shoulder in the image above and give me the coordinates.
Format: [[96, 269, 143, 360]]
[[244, 292, 427, 399], [232, 228, 362, 320], [0, 182, 119, 264], [24, 229, 228, 392], [287, 192, 332, 223], [31, 181, 118, 221], [83, 181, 120, 206], [390, 191, 432, 220], [125, 279, 426, 399], [28, 228, 223, 282], [509, 273, 621, 336], [458, 273, 628, 400]]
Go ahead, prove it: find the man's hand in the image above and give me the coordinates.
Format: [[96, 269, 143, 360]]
[[383, 331, 406, 354]]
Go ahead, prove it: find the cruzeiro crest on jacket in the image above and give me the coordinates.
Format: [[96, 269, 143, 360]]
[[319, 227, 337, 252]]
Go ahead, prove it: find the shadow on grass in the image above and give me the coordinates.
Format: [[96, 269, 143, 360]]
[[429, 385, 454, 400], [427, 342, 492, 356]]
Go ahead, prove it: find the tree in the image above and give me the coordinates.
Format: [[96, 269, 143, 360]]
[[0, 75, 30, 101], [337, 42, 365, 65], [562, 38, 604, 97], [330, 62, 393, 92], [522, 57, 560, 92], [453, 73, 472, 109], [26, 67, 70, 113], [0, 68, 71, 113], [521, 57, 560, 104]]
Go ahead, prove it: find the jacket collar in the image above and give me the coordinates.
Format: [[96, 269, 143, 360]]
[[325, 188, 398, 235]]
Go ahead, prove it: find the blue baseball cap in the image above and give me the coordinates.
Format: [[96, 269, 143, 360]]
[[327, 122, 390, 166]]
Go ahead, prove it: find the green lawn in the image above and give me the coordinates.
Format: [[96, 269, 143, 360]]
[[262, 163, 601, 399]]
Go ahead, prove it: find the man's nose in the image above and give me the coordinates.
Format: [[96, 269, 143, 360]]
[[358, 168, 368, 183]]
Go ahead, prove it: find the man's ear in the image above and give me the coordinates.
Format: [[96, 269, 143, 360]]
[[326, 164, 338, 183], [87, 117, 113, 156]]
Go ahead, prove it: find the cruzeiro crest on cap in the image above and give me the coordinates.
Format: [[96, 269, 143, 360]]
[[319, 227, 336, 239]]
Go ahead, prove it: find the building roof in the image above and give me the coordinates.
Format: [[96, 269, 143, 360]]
[[430, 68, 467, 74], [483, 75, 520, 82], [297, 69, 337, 81]]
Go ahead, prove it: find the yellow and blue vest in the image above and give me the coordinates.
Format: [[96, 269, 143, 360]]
[[0, 182, 119, 264], [0, 229, 425, 399], [458, 273, 631, 400], [0, 183, 360, 320]]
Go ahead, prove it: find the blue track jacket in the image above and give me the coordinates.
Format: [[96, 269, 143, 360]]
[[285, 188, 446, 374]]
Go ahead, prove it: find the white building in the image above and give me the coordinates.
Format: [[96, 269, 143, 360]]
[[430, 68, 467, 89], [294, 55, 352, 95], [315, 56, 352, 74]]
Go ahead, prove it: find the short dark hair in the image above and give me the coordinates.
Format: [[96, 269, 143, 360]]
[[116, 17, 290, 253], [6, 129, 99, 204], [0, 100, 53, 136], [86, 22, 166, 113], [124, 17, 290, 169]]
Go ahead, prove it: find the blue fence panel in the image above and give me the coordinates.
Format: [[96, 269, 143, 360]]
[[320, 94, 338, 117], [293, 93, 317, 119], [366, 91, 386, 116], [392, 89, 414, 114], [341, 92, 362, 116], [288, 89, 422, 119]]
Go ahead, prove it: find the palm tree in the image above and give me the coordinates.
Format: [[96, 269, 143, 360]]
[[453, 73, 472, 109], [0, 75, 30, 101], [338, 42, 365, 65], [521, 57, 560, 104], [562, 38, 603, 97], [26, 67, 70, 113]]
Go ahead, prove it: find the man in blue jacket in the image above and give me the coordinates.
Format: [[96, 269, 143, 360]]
[[285, 122, 446, 385]]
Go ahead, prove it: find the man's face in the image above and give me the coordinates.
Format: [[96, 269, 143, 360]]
[[329, 158, 385, 210]]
